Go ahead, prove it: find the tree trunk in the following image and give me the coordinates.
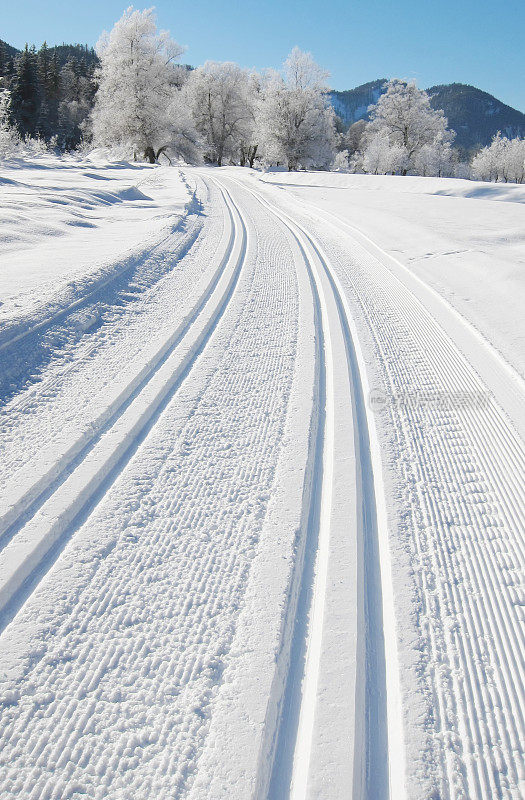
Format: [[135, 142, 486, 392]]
[[248, 145, 258, 168], [156, 146, 172, 165], [144, 146, 156, 164]]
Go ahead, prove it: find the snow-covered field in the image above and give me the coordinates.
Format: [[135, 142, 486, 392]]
[[260, 171, 525, 377], [0, 155, 191, 335], [0, 158, 523, 800]]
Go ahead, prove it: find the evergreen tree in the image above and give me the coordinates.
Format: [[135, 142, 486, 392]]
[[0, 42, 6, 79], [5, 55, 15, 80], [9, 44, 41, 137], [38, 42, 50, 90], [48, 52, 60, 103], [37, 42, 53, 136]]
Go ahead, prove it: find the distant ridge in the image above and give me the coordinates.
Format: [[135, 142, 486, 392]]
[[0, 39, 20, 61], [329, 79, 387, 126], [329, 80, 525, 152], [0, 40, 97, 69], [427, 83, 525, 149]]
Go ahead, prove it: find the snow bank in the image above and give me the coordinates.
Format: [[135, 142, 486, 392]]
[[0, 155, 192, 333], [260, 170, 525, 204]]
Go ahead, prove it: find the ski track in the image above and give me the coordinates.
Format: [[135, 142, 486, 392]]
[[0, 174, 301, 798], [209, 174, 394, 800], [0, 184, 210, 489], [0, 180, 214, 480], [0, 164, 523, 800], [252, 177, 525, 800], [0, 178, 249, 624]]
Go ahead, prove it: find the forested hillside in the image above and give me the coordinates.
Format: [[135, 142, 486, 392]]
[[330, 79, 525, 152], [427, 83, 525, 149], [0, 40, 97, 148]]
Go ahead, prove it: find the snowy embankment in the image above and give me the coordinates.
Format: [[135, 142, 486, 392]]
[[260, 170, 525, 378], [0, 154, 192, 342]]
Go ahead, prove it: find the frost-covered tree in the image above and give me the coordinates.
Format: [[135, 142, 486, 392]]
[[362, 130, 407, 175], [164, 86, 203, 164], [414, 134, 455, 177], [363, 79, 454, 175], [471, 135, 501, 181], [332, 149, 349, 172], [471, 131, 506, 181], [238, 71, 262, 167], [257, 47, 337, 170], [471, 133, 525, 183], [0, 89, 20, 157], [186, 61, 253, 166], [504, 137, 525, 183], [345, 119, 366, 157], [91, 7, 185, 162]]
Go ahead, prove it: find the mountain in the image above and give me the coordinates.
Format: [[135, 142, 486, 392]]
[[329, 80, 525, 152], [0, 39, 19, 74], [427, 84, 525, 150], [0, 39, 19, 59], [329, 79, 386, 126]]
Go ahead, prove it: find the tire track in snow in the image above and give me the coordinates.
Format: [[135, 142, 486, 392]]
[[0, 181, 248, 630], [223, 175, 397, 799]]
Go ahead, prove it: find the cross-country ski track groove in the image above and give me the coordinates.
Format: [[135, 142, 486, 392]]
[[248, 175, 525, 800], [0, 169, 302, 800], [0, 180, 248, 628], [212, 173, 401, 800], [263, 183, 525, 442]]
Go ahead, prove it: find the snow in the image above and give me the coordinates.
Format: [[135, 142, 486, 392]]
[[259, 170, 525, 377], [0, 162, 523, 800], [247, 168, 525, 799], [0, 154, 191, 332]]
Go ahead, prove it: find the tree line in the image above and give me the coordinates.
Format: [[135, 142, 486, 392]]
[[0, 39, 97, 150], [1, 9, 523, 183]]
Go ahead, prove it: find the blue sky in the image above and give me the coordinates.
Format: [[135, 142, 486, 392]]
[[2, 0, 524, 111]]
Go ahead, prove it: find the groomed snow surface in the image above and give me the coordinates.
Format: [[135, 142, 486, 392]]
[[0, 157, 523, 800]]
